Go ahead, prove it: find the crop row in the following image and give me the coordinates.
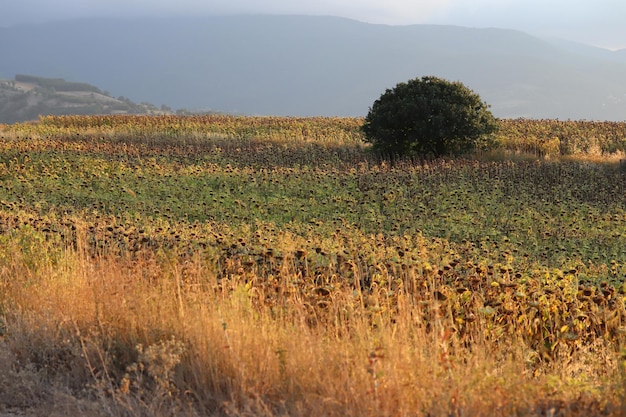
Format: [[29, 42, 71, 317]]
[[0, 141, 623, 282], [4, 115, 626, 157]]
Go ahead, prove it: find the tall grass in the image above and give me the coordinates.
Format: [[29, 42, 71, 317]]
[[0, 229, 623, 416]]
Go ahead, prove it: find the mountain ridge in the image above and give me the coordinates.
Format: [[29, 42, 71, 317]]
[[1, 15, 625, 120]]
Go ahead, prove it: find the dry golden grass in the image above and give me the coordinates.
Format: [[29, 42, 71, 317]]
[[1, 234, 624, 417]]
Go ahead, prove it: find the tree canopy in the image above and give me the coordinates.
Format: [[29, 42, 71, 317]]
[[362, 76, 498, 158]]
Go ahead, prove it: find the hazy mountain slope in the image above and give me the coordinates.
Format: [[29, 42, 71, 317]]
[[544, 37, 626, 63], [1, 15, 625, 119]]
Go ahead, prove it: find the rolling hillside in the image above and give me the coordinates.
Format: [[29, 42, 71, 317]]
[[0, 74, 169, 123]]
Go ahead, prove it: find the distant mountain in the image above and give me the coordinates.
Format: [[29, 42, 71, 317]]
[[542, 38, 626, 64], [1, 15, 626, 120], [0, 74, 169, 123]]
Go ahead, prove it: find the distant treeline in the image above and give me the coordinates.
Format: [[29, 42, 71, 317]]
[[15, 74, 103, 94]]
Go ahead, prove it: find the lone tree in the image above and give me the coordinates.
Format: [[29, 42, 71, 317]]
[[362, 76, 498, 158]]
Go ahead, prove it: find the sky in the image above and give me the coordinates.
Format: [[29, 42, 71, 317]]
[[1, 0, 624, 50]]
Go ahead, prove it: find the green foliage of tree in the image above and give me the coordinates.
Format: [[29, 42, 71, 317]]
[[362, 76, 498, 158]]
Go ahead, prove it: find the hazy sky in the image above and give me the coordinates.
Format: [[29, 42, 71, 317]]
[[2, 0, 624, 50]]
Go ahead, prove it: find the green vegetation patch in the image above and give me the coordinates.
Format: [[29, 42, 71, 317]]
[[0, 116, 624, 280]]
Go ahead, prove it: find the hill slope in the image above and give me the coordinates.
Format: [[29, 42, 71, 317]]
[[1, 15, 626, 120], [0, 74, 169, 123]]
